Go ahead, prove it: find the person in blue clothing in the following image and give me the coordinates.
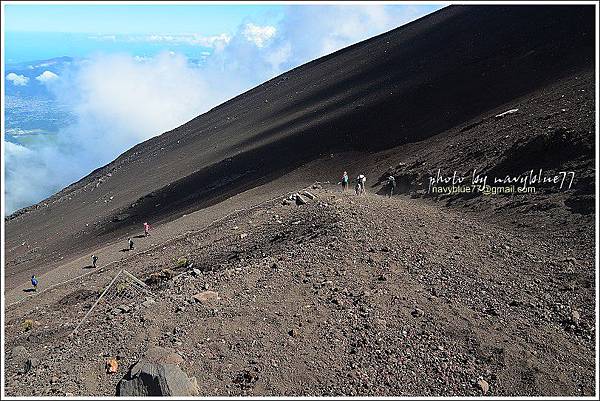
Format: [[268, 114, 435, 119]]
[[31, 275, 38, 292], [340, 171, 349, 192]]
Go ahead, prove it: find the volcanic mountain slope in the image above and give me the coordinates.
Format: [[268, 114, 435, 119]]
[[4, 5, 596, 290], [3, 67, 596, 396], [3, 184, 595, 396]]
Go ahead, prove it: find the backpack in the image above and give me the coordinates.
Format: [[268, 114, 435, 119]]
[[31, 278, 38, 286]]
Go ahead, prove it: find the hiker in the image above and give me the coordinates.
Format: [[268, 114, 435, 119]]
[[143, 222, 151, 237], [387, 175, 396, 197], [356, 174, 366, 195], [92, 254, 98, 268], [340, 171, 349, 192], [128, 238, 134, 251], [31, 275, 38, 292]]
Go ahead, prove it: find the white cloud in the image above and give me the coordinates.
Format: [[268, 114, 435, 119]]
[[5, 52, 235, 213], [90, 33, 233, 48], [242, 23, 277, 48], [35, 70, 59, 83], [6, 72, 29, 86], [88, 34, 117, 41], [65, 52, 218, 145], [4, 140, 56, 213]]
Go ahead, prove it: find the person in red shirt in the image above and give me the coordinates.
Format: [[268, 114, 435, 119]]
[[143, 222, 151, 237]]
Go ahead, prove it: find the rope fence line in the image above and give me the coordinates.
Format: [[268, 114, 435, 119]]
[[69, 269, 124, 337], [69, 269, 151, 337], [6, 181, 329, 309]]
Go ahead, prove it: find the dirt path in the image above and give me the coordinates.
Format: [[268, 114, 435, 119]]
[[4, 187, 595, 396]]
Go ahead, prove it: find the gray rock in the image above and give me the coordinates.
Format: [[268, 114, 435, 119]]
[[116, 360, 199, 396], [113, 213, 130, 222], [118, 304, 131, 313], [192, 291, 219, 304], [295, 194, 307, 205], [141, 299, 156, 308], [112, 304, 130, 314], [301, 191, 317, 200], [494, 108, 518, 118], [571, 310, 581, 324], [23, 357, 39, 373], [411, 308, 424, 318], [11, 345, 28, 360], [477, 378, 490, 394]]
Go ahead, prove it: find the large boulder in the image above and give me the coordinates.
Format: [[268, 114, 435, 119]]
[[116, 360, 199, 396]]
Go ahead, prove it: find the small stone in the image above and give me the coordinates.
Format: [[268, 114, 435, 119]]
[[295, 194, 307, 205], [477, 379, 490, 394], [484, 307, 499, 317], [301, 191, 317, 200], [11, 345, 28, 360], [23, 357, 39, 373], [116, 304, 130, 313], [411, 308, 424, 318], [142, 298, 156, 308], [508, 299, 522, 307], [192, 291, 219, 304]]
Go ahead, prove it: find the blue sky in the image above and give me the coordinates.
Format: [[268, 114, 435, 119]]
[[3, 3, 288, 63], [3, 3, 442, 63], [4, 4, 285, 34]]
